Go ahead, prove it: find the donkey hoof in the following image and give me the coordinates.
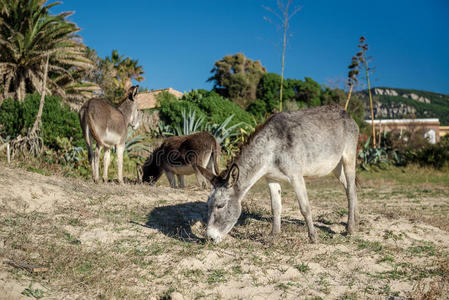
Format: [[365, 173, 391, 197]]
[[346, 224, 355, 235], [346, 226, 355, 235], [309, 233, 318, 244]]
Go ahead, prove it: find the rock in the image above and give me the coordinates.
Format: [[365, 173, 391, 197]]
[[373, 88, 398, 96], [170, 292, 184, 300], [402, 93, 430, 104]]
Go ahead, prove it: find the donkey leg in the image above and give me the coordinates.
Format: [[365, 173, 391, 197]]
[[93, 145, 103, 183], [116, 143, 125, 184], [267, 179, 282, 236], [86, 142, 95, 181], [290, 176, 317, 243], [333, 160, 347, 189], [206, 151, 217, 175], [166, 171, 177, 188], [195, 170, 209, 189], [342, 152, 358, 234], [102, 147, 111, 183], [177, 175, 185, 188]]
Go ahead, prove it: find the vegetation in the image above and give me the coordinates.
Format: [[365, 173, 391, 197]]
[[357, 131, 449, 170], [248, 73, 366, 127], [0, 94, 84, 149], [93, 49, 145, 104], [207, 53, 267, 108], [0, 0, 97, 103], [157, 89, 254, 128], [263, 0, 301, 111], [0, 162, 448, 298], [357, 87, 449, 126]]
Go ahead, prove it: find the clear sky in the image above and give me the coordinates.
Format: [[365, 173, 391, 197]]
[[54, 0, 449, 94]]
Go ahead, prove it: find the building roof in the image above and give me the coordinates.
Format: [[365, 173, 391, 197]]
[[135, 88, 183, 110], [365, 119, 440, 125]]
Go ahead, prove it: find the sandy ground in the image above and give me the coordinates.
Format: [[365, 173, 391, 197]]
[[0, 163, 448, 299]]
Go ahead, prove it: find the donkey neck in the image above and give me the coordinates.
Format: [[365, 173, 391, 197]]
[[118, 100, 134, 125], [233, 136, 270, 200]]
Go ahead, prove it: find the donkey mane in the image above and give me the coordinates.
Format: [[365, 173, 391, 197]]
[[224, 115, 274, 172]]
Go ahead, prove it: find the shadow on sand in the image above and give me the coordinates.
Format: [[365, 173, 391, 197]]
[[131, 201, 338, 243], [135, 201, 208, 243]]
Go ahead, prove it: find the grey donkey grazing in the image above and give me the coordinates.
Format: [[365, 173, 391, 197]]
[[79, 85, 140, 184], [142, 132, 220, 189], [196, 104, 359, 243]]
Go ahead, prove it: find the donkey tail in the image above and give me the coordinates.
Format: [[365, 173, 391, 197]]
[[79, 105, 93, 162], [86, 108, 104, 147]]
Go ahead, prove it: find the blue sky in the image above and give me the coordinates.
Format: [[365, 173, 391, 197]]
[[55, 0, 449, 94]]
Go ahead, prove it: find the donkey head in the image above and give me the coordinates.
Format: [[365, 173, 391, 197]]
[[196, 163, 241, 243], [141, 148, 164, 185], [124, 85, 140, 130]]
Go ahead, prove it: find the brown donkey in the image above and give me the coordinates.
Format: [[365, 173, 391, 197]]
[[142, 132, 220, 189], [79, 86, 140, 184]]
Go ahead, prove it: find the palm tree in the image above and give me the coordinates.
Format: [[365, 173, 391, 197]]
[[101, 49, 144, 90], [0, 0, 96, 102], [97, 49, 144, 102]]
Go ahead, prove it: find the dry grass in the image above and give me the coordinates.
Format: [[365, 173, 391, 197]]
[[0, 162, 448, 299]]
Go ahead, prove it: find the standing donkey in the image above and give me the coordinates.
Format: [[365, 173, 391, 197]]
[[79, 85, 140, 184], [196, 104, 359, 243]]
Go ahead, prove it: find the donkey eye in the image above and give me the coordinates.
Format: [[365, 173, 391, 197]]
[[216, 203, 225, 209]]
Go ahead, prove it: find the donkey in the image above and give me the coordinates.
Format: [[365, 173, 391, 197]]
[[142, 132, 220, 189], [196, 104, 359, 243], [79, 85, 140, 184]]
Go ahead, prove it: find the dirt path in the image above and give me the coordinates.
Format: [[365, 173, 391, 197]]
[[0, 163, 448, 299]]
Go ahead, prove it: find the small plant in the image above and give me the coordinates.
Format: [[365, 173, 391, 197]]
[[295, 263, 311, 273], [21, 283, 45, 299]]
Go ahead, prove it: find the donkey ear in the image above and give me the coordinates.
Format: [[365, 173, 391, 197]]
[[128, 85, 139, 101], [226, 163, 239, 188], [193, 164, 217, 184]]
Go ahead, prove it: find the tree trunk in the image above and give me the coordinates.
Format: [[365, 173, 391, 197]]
[[344, 83, 354, 111], [29, 55, 49, 136], [279, 14, 287, 112], [364, 55, 376, 148]]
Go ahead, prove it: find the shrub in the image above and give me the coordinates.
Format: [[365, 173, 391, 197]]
[[252, 73, 366, 129], [0, 94, 83, 149], [415, 136, 449, 169], [157, 89, 254, 129]]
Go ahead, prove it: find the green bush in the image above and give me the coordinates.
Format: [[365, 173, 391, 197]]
[[251, 73, 365, 129], [157, 89, 254, 128], [415, 136, 449, 169], [0, 94, 83, 149]]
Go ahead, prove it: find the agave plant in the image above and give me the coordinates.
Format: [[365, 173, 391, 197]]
[[124, 130, 151, 160], [357, 137, 390, 170], [158, 109, 247, 147], [205, 115, 245, 144], [174, 109, 206, 136]]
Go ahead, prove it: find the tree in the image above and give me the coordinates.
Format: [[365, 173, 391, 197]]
[[96, 50, 145, 103], [207, 53, 266, 108], [0, 0, 96, 102], [357, 37, 376, 147], [264, 0, 301, 111]]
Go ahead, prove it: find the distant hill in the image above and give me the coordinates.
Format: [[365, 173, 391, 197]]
[[356, 87, 449, 125]]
